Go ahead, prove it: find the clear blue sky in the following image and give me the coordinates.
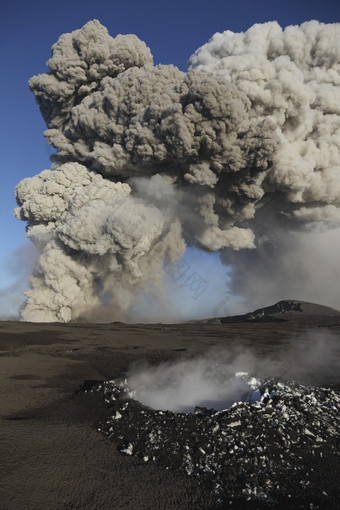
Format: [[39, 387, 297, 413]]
[[1, 0, 339, 313]]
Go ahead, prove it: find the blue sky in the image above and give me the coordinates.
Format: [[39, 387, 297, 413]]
[[1, 0, 339, 316]]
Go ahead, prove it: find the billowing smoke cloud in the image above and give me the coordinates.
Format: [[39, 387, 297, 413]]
[[189, 20, 340, 219], [188, 20, 340, 312], [14, 19, 340, 322]]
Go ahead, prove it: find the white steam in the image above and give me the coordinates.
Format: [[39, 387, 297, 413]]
[[128, 357, 259, 412], [14, 19, 340, 322], [127, 330, 340, 412]]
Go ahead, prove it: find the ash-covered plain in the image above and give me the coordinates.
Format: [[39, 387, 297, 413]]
[[2, 300, 339, 510]]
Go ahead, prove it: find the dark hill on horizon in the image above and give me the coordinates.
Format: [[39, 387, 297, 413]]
[[198, 299, 340, 324]]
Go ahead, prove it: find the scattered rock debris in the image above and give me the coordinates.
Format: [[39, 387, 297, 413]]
[[84, 377, 340, 509]]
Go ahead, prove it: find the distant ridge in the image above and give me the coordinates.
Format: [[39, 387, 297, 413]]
[[204, 300, 340, 324]]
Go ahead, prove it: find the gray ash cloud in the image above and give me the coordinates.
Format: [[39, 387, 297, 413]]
[[14, 20, 340, 322]]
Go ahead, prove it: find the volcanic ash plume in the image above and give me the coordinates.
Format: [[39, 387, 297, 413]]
[[14, 19, 340, 321], [188, 20, 340, 311]]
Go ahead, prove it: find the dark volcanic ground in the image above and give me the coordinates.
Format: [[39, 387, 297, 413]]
[[1, 300, 340, 509]]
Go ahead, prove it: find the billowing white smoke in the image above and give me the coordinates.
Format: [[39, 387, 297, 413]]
[[130, 368, 258, 413], [128, 355, 260, 413], [127, 331, 340, 412], [14, 19, 340, 322]]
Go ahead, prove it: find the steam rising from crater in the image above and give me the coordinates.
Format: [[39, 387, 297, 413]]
[[14, 19, 340, 322], [127, 331, 340, 412]]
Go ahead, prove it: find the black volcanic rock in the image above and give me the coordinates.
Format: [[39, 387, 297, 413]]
[[92, 377, 340, 509]]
